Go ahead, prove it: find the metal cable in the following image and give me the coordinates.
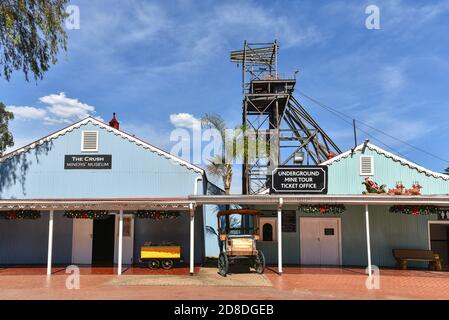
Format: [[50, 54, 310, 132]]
[[296, 90, 449, 165]]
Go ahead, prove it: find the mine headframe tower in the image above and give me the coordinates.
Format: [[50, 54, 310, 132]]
[[231, 40, 342, 195]]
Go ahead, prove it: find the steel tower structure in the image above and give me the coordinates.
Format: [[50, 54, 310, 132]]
[[231, 40, 342, 194]]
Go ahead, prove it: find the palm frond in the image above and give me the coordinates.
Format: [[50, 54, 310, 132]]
[[201, 113, 226, 140]]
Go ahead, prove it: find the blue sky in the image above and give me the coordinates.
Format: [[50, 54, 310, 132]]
[[2, 0, 449, 192]]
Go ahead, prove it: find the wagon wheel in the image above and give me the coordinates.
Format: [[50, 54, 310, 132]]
[[254, 250, 266, 274], [161, 259, 174, 270], [218, 252, 229, 277], [148, 259, 160, 269]]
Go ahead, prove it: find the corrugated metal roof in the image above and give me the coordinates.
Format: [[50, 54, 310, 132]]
[[0, 198, 193, 211], [322, 142, 449, 180], [0, 117, 204, 174], [189, 194, 449, 206]]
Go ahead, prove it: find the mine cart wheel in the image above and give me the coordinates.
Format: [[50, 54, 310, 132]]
[[218, 252, 229, 277], [148, 259, 160, 269], [254, 250, 266, 274], [161, 259, 174, 270]]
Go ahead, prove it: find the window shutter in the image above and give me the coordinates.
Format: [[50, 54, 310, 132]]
[[360, 156, 374, 176], [81, 131, 99, 152]]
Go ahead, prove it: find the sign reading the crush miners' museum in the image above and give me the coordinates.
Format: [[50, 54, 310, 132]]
[[64, 155, 112, 170], [271, 166, 328, 194]]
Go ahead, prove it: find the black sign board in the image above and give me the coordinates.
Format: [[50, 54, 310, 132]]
[[64, 155, 112, 170], [281, 211, 297, 233], [271, 166, 328, 194]]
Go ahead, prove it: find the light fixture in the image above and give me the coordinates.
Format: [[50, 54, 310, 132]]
[[293, 151, 305, 165]]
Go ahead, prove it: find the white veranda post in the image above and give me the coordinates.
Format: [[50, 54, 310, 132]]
[[47, 210, 54, 276], [118, 209, 124, 275], [189, 203, 195, 275], [365, 204, 372, 277], [190, 176, 202, 275], [277, 198, 283, 274]]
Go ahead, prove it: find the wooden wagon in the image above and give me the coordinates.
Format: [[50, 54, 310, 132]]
[[217, 209, 265, 277]]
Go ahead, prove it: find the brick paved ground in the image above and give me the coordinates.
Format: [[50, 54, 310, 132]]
[[0, 265, 448, 300]]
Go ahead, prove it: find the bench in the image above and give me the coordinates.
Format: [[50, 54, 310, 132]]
[[392, 249, 442, 271]]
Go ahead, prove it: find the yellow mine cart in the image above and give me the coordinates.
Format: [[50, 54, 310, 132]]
[[140, 242, 182, 270]]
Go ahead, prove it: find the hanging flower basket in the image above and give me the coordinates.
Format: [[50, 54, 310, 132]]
[[135, 210, 180, 220], [0, 210, 41, 220], [64, 210, 110, 220], [298, 204, 346, 215], [389, 205, 438, 216]]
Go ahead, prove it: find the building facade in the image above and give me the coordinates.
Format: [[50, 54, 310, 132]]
[[0, 117, 221, 269], [205, 143, 449, 268], [1, 117, 449, 273]]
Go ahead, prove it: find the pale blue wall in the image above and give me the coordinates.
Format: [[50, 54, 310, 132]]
[[0, 121, 203, 199], [0, 211, 72, 265], [253, 205, 434, 267], [203, 182, 226, 258], [327, 148, 449, 194]]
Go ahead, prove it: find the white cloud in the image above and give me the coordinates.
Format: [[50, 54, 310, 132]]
[[170, 113, 201, 128], [7, 93, 99, 125], [40, 92, 95, 120], [6, 106, 47, 120], [75, 1, 322, 77]]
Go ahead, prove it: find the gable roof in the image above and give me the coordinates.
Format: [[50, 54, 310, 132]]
[[0, 117, 204, 174], [321, 142, 449, 180]]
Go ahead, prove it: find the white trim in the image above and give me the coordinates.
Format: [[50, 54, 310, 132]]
[[118, 209, 123, 275], [114, 213, 134, 265], [359, 155, 374, 176], [427, 220, 449, 250], [189, 203, 195, 275], [321, 142, 449, 180], [277, 207, 283, 273], [339, 218, 343, 265], [189, 194, 449, 206], [365, 204, 372, 277], [81, 130, 99, 152], [46, 210, 54, 276], [0, 117, 204, 174]]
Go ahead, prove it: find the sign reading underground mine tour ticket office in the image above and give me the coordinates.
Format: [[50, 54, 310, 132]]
[[271, 166, 328, 194], [64, 155, 112, 170]]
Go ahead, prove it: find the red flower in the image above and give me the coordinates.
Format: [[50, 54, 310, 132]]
[[10, 211, 17, 220], [411, 207, 419, 216], [319, 207, 326, 214], [155, 213, 161, 219]]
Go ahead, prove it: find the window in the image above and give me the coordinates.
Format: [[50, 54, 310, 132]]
[[123, 217, 132, 237], [263, 223, 273, 241], [81, 131, 99, 152], [259, 217, 277, 242], [360, 156, 374, 176]]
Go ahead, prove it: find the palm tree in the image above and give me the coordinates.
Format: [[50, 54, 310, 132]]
[[201, 113, 267, 194]]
